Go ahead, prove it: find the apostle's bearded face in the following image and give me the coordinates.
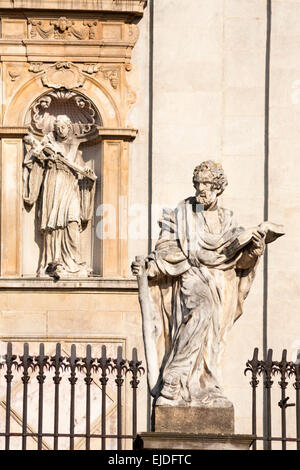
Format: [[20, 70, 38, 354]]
[[195, 179, 218, 208]]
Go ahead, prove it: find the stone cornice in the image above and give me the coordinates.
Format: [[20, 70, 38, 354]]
[[0, 127, 29, 136], [96, 127, 138, 140], [0, 127, 138, 140], [0, 40, 138, 64], [0, 277, 138, 291], [0, 0, 147, 16]]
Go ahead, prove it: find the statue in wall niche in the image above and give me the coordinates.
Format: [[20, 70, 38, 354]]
[[23, 114, 97, 279], [132, 160, 284, 408]]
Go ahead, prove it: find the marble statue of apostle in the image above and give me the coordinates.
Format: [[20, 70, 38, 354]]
[[23, 115, 96, 279], [132, 160, 284, 407]]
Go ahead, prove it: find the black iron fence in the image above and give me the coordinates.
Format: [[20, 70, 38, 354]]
[[245, 348, 300, 450], [3, 342, 300, 451], [0, 342, 144, 451]]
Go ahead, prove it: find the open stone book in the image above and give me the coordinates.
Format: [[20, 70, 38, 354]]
[[224, 222, 285, 258]]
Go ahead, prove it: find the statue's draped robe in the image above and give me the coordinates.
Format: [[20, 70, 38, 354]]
[[23, 132, 95, 275], [145, 198, 259, 403]]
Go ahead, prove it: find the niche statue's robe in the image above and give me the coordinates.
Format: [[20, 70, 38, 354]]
[[23, 131, 96, 277]]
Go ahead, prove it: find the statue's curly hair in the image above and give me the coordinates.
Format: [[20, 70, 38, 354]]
[[53, 114, 73, 129], [193, 160, 228, 195]]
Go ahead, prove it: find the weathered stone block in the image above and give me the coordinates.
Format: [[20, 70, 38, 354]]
[[154, 404, 234, 435]]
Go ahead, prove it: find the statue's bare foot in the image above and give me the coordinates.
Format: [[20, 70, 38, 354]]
[[155, 395, 186, 406], [209, 396, 233, 408], [194, 392, 233, 408], [159, 373, 180, 401]]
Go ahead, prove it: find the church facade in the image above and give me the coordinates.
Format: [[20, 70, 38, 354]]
[[0, 0, 299, 450]]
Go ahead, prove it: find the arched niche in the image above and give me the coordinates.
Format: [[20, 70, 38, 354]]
[[3, 73, 121, 128], [22, 89, 104, 277]]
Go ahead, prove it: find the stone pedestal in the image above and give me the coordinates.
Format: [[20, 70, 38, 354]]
[[154, 405, 234, 435], [134, 404, 253, 451], [135, 432, 255, 451]]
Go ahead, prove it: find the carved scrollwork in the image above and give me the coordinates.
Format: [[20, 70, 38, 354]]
[[8, 68, 21, 82], [100, 66, 120, 89], [127, 24, 140, 45], [29, 62, 45, 74], [83, 21, 98, 39], [30, 90, 100, 138], [82, 63, 99, 75], [41, 62, 85, 90], [50, 17, 72, 38]]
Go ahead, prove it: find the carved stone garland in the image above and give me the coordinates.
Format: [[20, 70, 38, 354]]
[[28, 17, 98, 40]]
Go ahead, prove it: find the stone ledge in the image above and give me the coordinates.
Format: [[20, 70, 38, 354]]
[[0, 277, 138, 291], [0, 0, 147, 16], [96, 127, 138, 141], [0, 40, 138, 62], [135, 432, 255, 451], [0, 127, 28, 136], [0, 126, 138, 141]]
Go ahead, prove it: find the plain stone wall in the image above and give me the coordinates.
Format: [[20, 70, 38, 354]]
[[145, 0, 300, 442], [267, 0, 300, 446], [127, 5, 150, 265]]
